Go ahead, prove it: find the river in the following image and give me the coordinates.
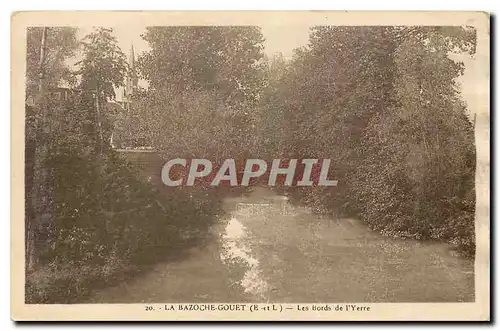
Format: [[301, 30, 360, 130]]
[[90, 186, 474, 303]]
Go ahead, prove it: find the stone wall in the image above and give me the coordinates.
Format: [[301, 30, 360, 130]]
[[116, 149, 165, 184]]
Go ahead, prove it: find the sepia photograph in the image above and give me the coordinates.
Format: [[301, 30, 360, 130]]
[[11, 11, 490, 321]]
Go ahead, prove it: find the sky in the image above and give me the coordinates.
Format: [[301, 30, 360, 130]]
[[73, 25, 482, 117], [76, 24, 311, 60], [75, 24, 312, 101]]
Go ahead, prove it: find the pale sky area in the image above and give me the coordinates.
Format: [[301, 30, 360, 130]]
[[76, 24, 311, 60], [73, 25, 483, 118], [74, 24, 311, 101]]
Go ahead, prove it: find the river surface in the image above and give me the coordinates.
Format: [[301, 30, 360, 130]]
[[90, 187, 474, 303]]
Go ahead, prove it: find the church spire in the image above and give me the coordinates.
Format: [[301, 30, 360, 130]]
[[124, 43, 138, 101], [129, 44, 135, 71]]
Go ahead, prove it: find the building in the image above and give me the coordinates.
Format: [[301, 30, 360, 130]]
[[25, 81, 79, 107], [121, 44, 138, 110], [110, 45, 151, 149]]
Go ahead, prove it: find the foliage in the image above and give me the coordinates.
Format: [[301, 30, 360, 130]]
[[25, 27, 228, 303], [139, 26, 265, 107], [257, 26, 477, 255], [25, 24, 479, 303], [132, 26, 267, 163], [26, 91, 225, 303], [75, 27, 128, 99], [26, 27, 79, 97], [354, 27, 476, 252], [74, 27, 129, 149], [257, 53, 289, 158]]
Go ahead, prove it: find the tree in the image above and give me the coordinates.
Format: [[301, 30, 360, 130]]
[[256, 52, 288, 159], [259, 26, 398, 210], [26, 26, 239, 303], [139, 26, 265, 105], [25, 27, 79, 272], [136, 26, 266, 162], [258, 26, 477, 252], [26, 27, 78, 98], [75, 27, 128, 152], [355, 27, 476, 251]]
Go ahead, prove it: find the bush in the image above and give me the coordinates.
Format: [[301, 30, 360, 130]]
[[26, 146, 223, 303]]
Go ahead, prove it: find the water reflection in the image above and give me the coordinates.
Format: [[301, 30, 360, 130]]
[[220, 214, 269, 300]]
